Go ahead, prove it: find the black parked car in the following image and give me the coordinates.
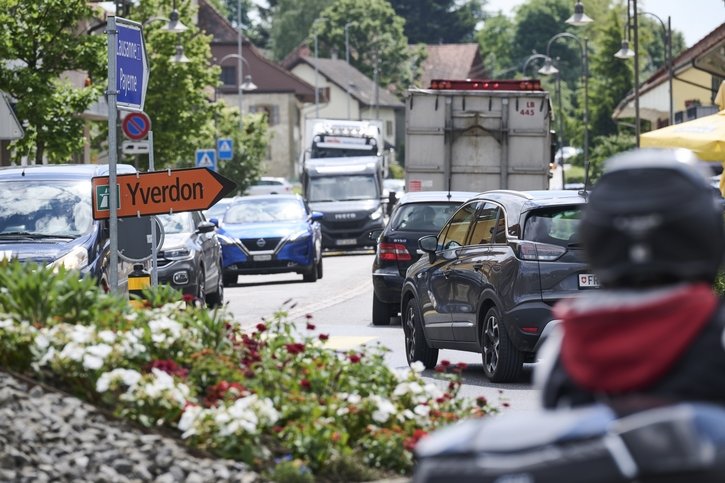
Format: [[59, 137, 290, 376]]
[[400, 189, 591, 382], [156, 211, 224, 307], [0, 163, 138, 291], [371, 191, 477, 326]]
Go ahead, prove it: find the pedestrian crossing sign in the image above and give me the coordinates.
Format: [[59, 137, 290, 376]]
[[217, 138, 233, 160], [195, 148, 217, 171]]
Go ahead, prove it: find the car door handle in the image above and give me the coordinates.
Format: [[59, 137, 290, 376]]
[[473, 262, 484, 271]]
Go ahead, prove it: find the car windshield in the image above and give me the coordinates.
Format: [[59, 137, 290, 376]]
[[204, 199, 234, 220], [523, 206, 582, 248], [308, 175, 378, 202], [0, 179, 93, 238], [157, 212, 195, 234], [224, 198, 306, 223], [390, 202, 460, 231]]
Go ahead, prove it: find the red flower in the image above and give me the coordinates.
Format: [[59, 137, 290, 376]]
[[204, 380, 248, 407], [145, 359, 188, 379], [348, 353, 361, 363], [244, 369, 255, 379], [331, 432, 341, 442], [285, 343, 305, 355], [318, 333, 329, 341], [306, 322, 316, 330], [440, 360, 451, 367], [403, 429, 428, 452], [300, 379, 311, 389], [182, 293, 196, 304], [256, 323, 267, 332], [434, 365, 446, 373], [305, 313, 313, 320], [476, 396, 488, 407]]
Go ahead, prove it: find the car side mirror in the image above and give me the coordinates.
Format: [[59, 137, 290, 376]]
[[418, 234, 438, 263], [310, 211, 324, 221], [197, 221, 216, 233], [369, 229, 382, 241], [209, 217, 220, 228]]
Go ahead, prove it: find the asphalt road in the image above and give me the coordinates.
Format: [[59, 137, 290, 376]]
[[223, 249, 541, 413]]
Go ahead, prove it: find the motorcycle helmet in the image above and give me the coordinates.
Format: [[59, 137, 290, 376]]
[[579, 148, 725, 287]]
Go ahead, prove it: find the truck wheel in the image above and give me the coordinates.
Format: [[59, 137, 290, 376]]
[[481, 306, 523, 382], [372, 293, 394, 326], [403, 297, 438, 369]]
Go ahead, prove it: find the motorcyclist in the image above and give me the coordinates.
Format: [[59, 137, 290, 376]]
[[536, 148, 725, 409]]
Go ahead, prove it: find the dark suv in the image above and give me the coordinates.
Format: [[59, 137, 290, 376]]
[[400, 189, 591, 382], [371, 191, 476, 325]]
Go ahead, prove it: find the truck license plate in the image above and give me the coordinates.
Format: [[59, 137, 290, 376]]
[[253, 254, 272, 262], [578, 274, 599, 288], [336, 239, 357, 246]]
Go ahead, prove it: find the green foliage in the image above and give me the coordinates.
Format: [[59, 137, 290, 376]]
[[269, 0, 333, 61], [0, 0, 106, 163], [586, 133, 636, 183], [0, 264, 498, 481], [216, 111, 270, 195], [477, 13, 516, 77], [715, 273, 725, 296], [313, 0, 422, 94], [389, 0, 485, 44]]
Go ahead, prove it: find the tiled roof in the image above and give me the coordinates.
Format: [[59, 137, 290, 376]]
[[288, 56, 404, 109], [198, 0, 315, 102], [418, 43, 486, 88]]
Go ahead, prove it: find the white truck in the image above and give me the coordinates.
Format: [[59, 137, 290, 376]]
[[405, 79, 553, 193], [300, 119, 389, 249]]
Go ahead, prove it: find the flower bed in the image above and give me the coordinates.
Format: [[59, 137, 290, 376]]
[[0, 261, 497, 482]]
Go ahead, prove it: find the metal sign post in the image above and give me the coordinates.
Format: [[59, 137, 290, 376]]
[[106, 16, 148, 292], [149, 130, 158, 286]]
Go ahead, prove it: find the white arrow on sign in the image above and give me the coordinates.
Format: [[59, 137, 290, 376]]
[[0, 91, 23, 140]]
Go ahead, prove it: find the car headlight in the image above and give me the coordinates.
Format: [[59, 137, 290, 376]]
[[162, 247, 193, 260], [287, 229, 311, 242], [217, 233, 237, 245], [47, 246, 89, 271], [369, 207, 384, 221]]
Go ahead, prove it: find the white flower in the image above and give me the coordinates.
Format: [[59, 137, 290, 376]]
[[423, 382, 444, 399], [370, 395, 396, 424], [34, 333, 50, 350], [59, 343, 85, 362], [413, 404, 431, 417], [37, 347, 56, 367], [178, 405, 203, 437], [96, 368, 142, 393], [347, 393, 362, 405], [86, 343, 112, 359], [409, 361, 426, 373], [68, 325, 95, 344], [402, 409, 415, 420], [98, 330, 117, 343], [83, 354, 104, 370], [0, 318, 14, 330]]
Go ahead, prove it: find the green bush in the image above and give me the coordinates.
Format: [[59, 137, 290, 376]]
[[0, 262, 497, 481]]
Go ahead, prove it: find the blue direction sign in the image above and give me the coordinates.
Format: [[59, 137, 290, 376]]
[[217, 138, 233, 160], [196, 149, 217, 171], [116, 18, 149, 111]]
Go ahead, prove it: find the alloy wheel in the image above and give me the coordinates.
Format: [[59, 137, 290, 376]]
[[483, 312, 500, 375]]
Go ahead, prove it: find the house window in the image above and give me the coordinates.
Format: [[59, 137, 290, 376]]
[[386, 120, 393, 136], [316, 87, 330, 103], [250, 104, 280, 126], [221, 66, 236, 86]]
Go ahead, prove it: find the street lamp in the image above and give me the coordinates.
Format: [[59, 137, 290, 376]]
[[521, 53, 549, 78], [218, 53, 258, 131], [344, 22, 354, 65], [539, 32, 590, 191], [566, 0, 594, 26], [615, 3, 673, 134], [614, 0, 640, 146]]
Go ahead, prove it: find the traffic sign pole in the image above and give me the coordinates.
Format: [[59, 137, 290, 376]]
[[107, 16, 120, 293], [149, 130, 158, 286]]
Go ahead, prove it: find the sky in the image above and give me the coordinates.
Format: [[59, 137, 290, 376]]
[[484, 0, 725, 47]]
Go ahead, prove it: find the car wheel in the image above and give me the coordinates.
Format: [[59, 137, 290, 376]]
[[402, 297, 438, 369], [481, 306, 523, 382], [316, 254, 323, 279], [206, 263, 224, 308], [195, 265, 206, 304], [303, 262, 318, 283], [223, 272, 237, 286], [372, 293, 395, 326]]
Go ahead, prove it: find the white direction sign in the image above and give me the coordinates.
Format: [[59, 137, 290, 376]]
[[0, 91, 23, 140], [195, 149, 217, 171], [217, 138, 233, 160], [115, 18, 148, 111]]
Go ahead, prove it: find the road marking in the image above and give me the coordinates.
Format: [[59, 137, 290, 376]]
[[323, 335, 377, 350], [286, 279, 373, 320]]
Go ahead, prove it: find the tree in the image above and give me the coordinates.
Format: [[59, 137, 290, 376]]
[[389, 0, 486, 44], [477, 13, 516, 77], [215, 110, 269, 194], [0, 0, 106, 163], [269, 0, 333, 61], [588, 8, 632, 139], [312, 0, 422, 93]]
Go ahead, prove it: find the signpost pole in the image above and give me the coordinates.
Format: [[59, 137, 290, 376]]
[[148, 130, 158, 286], [107, 16, 120, 293]]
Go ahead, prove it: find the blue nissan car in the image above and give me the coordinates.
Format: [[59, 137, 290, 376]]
[[0, 163, 138, 292], [213, 194, 324, 284]]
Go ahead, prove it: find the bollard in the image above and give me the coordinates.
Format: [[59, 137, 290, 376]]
[[128, 263, 150, 308]]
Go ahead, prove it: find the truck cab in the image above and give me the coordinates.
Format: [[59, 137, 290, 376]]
[[300, 119, 388, 249]]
